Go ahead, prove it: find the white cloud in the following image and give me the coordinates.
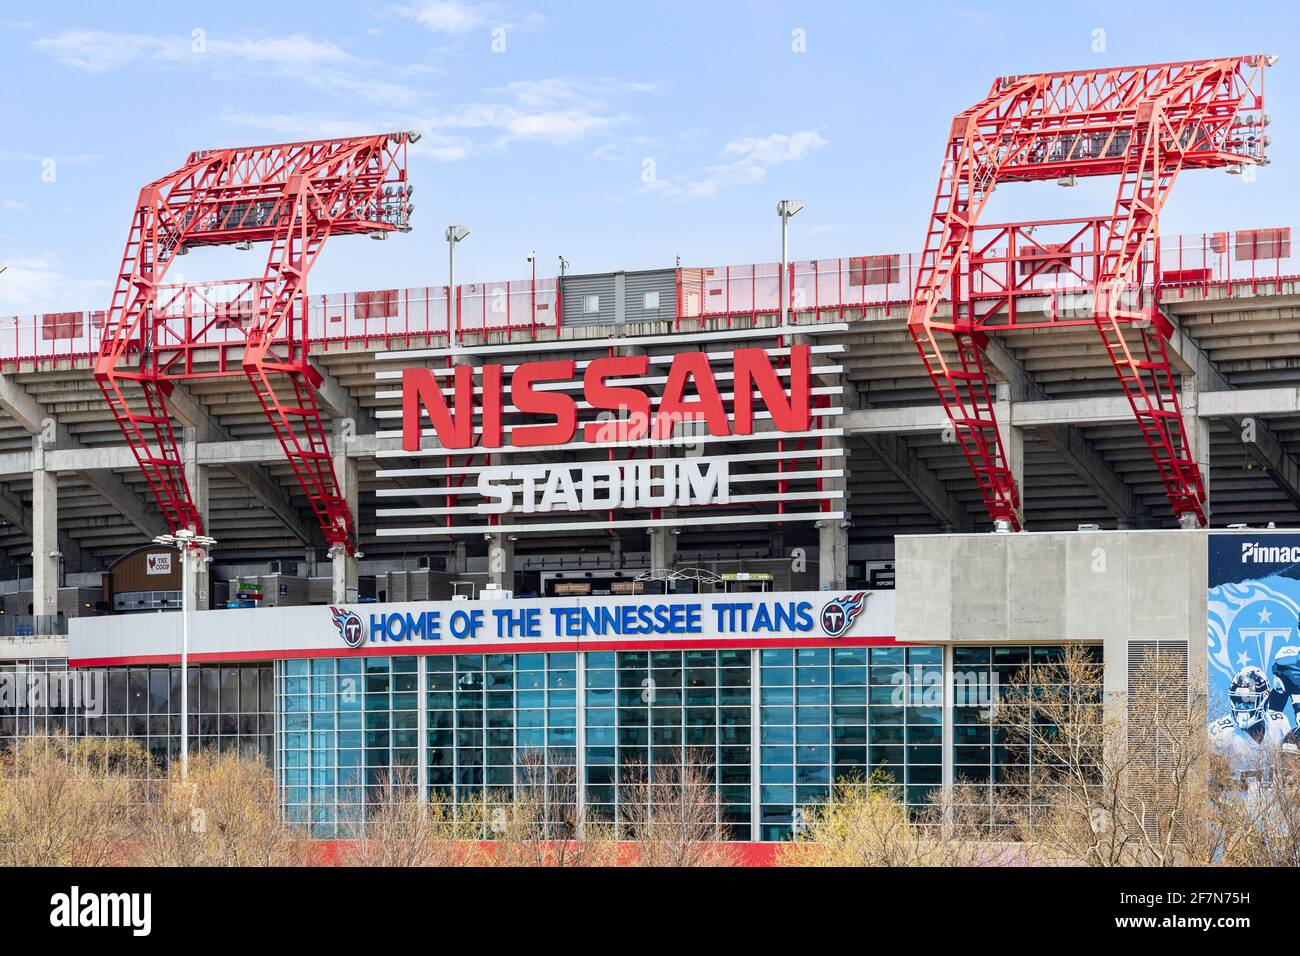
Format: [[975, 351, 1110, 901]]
[[645, 130, 828, 200], [722, 131, 826, 166], [393, 0, 492, 33], [502, 110, 611, 142], [210, 34, 351, 66], [33, 28, 415, 106], [219, 108, 475, 161], [34, 29, 189, 71], [492, 77, 657, 111], [215, 109, 391, 141], [36, 29, 353, 71], [391, 1, 545, 34], [34, 26, 651, 161], [418, 101, 620, 145], [419, 77, 655, 147], [0, 257, 107, 314], [219, 74, 653, 158]]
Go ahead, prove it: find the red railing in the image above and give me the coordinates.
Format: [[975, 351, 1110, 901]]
[[4, 225, 1295, 365], [0, 276, 561, 366], [1155, 226, 1295, 297], [674, 224, 1300, 326]]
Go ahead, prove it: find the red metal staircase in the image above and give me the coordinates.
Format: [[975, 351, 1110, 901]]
[[908, 56, 1272, 529], [94, 133, 416, 552]]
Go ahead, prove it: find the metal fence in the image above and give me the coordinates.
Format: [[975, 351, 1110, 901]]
[[673, 225, 1299, 325], [3, 226, 1295, 365], [0, 277, 561, 365]]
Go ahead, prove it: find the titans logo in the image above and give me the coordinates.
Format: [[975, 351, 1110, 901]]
[[820, 593, 867, 638], [329, 606, 366, 649]]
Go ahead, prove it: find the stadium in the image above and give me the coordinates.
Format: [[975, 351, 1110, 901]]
[[1, 54, 1296, 844]]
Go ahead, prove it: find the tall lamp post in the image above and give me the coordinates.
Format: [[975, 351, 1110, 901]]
[[152, 527, 216, 780], [445, 225, 469, 345], [527, 250, 536, 327], [776, 200, 803, 328]]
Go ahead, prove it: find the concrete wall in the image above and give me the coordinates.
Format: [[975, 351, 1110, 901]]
[[895, 528, 1209, 705]]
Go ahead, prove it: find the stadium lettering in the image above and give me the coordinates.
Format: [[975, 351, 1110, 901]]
[[401, 345, 811, 451], [475, 459, 728, 514]]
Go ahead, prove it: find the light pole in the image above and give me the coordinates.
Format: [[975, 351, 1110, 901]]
[[527, 250, 537, 320], [152, 527, 216, 780], [445, 225, 469, 343], [776, 200, 803, 328]]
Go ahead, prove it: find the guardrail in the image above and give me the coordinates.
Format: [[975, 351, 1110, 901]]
[[3, 226, 1294, 365], [674, 225, 1296, 325], [0, 278, 561, 366]]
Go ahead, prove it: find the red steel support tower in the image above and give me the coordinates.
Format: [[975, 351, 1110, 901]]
[[95, 133, 416, 553], [908, 57, 1272, 530]]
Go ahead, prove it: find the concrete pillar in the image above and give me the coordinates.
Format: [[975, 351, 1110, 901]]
[[487, 532, 515, 592], [648, 527, 677, 574], [613, 272, 627, 330], [768, 525, 785, 560], [183, 432, 211, 611], [1181, 377, 1211, 525], [331, 551, 358, 604], [31, 466, 58, 621], [940, 643, 955, 815], [994, 383, 1025, 523], [446, 540, 468, 575], [818, 519, 848, 590], [818, 426, 850, 590], [332, 441, 360, 603]]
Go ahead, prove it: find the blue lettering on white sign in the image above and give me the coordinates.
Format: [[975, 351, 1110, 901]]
[[350, 597, 828, 647]]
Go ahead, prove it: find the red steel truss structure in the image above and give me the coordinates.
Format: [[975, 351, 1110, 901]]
[[908, 56, 1272, 530], [94, 133, 415, 553]]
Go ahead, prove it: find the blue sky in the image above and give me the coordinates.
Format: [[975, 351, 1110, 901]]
[[0, 0, 1294, 312]]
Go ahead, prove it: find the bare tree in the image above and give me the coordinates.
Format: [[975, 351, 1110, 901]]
[[0, 734, 151, 866], [779, 773, 1020, 867], [342, 768, 488, 867], [135, 748, 308, 867], [989, 644, 1231, 866], [487, 750, 618, 867], [617, 750, 736, 867]]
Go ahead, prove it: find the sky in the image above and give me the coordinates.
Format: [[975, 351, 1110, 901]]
[[0, 0, 1295, 313]]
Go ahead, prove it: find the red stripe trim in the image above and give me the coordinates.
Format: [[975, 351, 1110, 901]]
[[68, 635, 901, 668]]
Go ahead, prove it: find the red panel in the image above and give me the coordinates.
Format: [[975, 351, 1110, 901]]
[[41, 311, 83, 341], [1160, 267, 1213, 285], [1236, 227, 1291, 261], [1015, 243, 1073, 276], [849, 254, 900, 286]]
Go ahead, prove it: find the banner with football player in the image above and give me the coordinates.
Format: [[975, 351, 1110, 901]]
[[1208, 533, 1300, 772]]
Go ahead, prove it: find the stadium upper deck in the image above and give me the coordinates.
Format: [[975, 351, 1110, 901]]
[[0, 221, 1295, 620]]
